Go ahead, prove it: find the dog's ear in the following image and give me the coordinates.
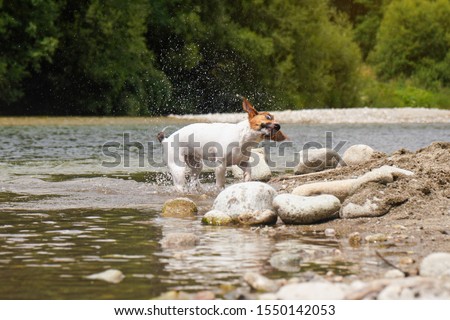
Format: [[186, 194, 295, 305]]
[[268, 130, 289, 142], [241, 97, 258, 119]]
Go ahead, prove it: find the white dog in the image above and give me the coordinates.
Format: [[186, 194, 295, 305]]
[[158, 96, 287, 191]]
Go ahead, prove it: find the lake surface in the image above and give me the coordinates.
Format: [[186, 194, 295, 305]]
[[0, 118, 449, 299]]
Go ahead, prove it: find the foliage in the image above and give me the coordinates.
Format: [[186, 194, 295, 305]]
[[370, 0, 450, 87], [0, 0, 449, 115]]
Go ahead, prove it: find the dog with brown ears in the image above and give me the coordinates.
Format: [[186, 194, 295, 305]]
[[158, 96, 287, 192]]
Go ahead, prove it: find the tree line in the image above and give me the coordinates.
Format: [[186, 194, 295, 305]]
[[1, 0, 449, 116]]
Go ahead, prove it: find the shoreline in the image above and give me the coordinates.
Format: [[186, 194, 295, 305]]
[[170, 107, 450, 124], [0, 108, 449, 126]]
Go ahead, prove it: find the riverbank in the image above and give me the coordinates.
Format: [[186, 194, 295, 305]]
[[170, 107, 450, 124]]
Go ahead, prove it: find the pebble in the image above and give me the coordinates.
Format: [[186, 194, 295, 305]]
[[365, 233, 388, 243], [85, 269, 125, 284], [348, 232, 362, 246], [161, 198, 198, 218], [384, 269, 406, 279], [243, 272, 280, 292], [160, 233, 200, 248], [324, 228, 336, 237]]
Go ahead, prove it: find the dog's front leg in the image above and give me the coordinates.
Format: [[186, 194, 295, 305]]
[[239, 161, 252, 182], [214, 160, 227, 189]]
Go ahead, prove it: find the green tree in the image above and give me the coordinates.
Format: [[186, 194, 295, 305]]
[[370, 0, 450, 88], [0, 0, 60, 106]]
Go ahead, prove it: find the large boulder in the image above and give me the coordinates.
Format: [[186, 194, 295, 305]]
[[212, 182, 276, 218], [294, 148, 342, 175], [273, 193, 341, 224]]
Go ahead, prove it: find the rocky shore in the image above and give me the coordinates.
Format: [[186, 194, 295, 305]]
[[159, 141, 450, 299]]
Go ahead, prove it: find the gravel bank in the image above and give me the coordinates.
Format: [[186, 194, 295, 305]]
[[170, 107, 450, 124]]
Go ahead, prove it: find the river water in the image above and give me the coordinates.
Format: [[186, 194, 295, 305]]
[[0, 118, 449, 299]]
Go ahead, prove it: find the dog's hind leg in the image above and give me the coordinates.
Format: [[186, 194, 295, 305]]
[[186, 155, 203, 191], [168, 163, 187, 192], [214, 161, 227, 189]]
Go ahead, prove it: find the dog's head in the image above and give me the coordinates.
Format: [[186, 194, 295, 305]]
[[240, 96, 288, 141]]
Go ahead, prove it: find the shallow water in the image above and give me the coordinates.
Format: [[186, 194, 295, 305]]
[[0, 118, 448, 299]]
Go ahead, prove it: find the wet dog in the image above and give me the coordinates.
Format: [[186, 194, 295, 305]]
[[158, 96, 287, 192]]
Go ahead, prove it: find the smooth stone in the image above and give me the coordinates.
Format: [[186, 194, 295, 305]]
[[420, 252, 450, 277], [294, 148, 342, 175], [276, 281, 348, 300], [161, 198, 198, 218], [232, 148, 272, 181], [348, 232, 362, 246], [212, 182, 276, 218], [292, 165, 414, 202], [342, 144, 375, 166], [238, 209, 278, 225], [365, 233, 388, 243], [85, 269, 125, 284], [384, 269, 406, 279], [201, 210, 234, 226], [273, 194, 341, 224], [324, 228, 336, 237], [292, 179, 356, 202], [243, 272, 280, 292], [160, 233, 200, 248]]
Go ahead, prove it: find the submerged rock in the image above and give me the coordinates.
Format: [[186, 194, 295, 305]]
[[161, 198, 198, 218], [420, 252, 450, 277], [269, 251, 303, 272], [85, 269, 125, 284], [365, 233, 388, 243], [160, 233, 200, 248], [342, 144, 376, 166], [273, 194, 341, 224], [294, 148, 342, 175], [212, 182, 276, 219], [232, 148, 272, 181]]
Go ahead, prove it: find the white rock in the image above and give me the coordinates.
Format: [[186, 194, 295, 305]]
[[273, 194, 341, 224], [277, 282, 348, 300], [85, 269, 125, 284], [384, 269, 406, 279], [342, 144, 375, 166], [292, 179, 356, 202], [212, 182, 276, 218], [294, 148, 342, 175], [420, 252, 450, 277], [292, 165, 414, 202], [324, 228, 336, 237], [232, 148, 272, 181]]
